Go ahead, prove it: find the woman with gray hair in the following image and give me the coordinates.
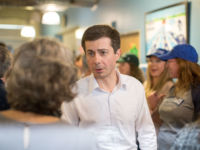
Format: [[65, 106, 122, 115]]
[[0, 38, 97, 150]]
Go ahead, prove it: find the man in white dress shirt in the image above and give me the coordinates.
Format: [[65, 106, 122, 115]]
[[62, 25, 157, 150]]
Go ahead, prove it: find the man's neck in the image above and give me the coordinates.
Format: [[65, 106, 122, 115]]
[[96, 71, 119, 92]]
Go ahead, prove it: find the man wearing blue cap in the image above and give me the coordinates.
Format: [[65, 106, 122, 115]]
[[156, 44, 200, 150]]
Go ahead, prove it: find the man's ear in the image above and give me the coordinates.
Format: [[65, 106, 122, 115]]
[[115, 49, 121, 59]]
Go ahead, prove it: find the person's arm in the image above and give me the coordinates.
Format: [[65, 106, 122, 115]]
[[147, 92, 165, 114], [61, 98, 80, 126], [135, 88, 157, 150]]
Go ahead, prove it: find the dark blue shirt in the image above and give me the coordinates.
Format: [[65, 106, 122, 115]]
[[0, 79, 9, 110]]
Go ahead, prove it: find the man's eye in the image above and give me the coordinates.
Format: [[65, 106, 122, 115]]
[[100, 51, 107, 55], [87, 52, 94, 56]]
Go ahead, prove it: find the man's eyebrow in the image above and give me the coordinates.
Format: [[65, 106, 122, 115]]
[[86, 49, 108, 52], [86, 49, 94, 52], [97, 49, 108, 51]]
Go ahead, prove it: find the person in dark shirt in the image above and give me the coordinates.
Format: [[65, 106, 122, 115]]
[[0, 45, 12, 110]]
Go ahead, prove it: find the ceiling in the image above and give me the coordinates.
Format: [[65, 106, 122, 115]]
[[0, 0, 99, 9], [0, 0, 100, 48], [0, 0, 100, 26]]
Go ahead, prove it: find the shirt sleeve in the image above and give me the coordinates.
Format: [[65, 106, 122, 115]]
[[61, 98, 80, 126], [135, 87, 157, 150]]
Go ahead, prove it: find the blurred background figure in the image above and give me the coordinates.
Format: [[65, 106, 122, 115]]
[[75, 54, 83, 78], [0, 44, 12, 111], [0, 42, 6, 48], [75, 54, 91, 78], [117, 53, 145, 83], [158, 44, 200, 150], [0, 38, 97, 150], [170, 117, 200, 150], [144, 48, 174, 133]]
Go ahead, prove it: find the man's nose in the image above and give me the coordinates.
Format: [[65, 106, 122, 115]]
[[94, 53, 101, 64]]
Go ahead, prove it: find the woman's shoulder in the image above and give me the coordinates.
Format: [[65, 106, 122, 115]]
[[0, 120, 97, 150], [30, 124, 97, 150]]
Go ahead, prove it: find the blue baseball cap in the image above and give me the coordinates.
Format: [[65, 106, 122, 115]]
[[146, 48, 169, 58], [159, 44, 198, 63]]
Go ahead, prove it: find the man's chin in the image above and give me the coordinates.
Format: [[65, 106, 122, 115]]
[[93, 73, 104, 79]]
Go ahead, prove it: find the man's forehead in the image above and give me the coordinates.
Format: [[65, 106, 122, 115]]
[[85, 37, 111, 44]]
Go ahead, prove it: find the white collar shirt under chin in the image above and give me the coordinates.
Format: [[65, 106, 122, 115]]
[[61, 72, 157, 150]]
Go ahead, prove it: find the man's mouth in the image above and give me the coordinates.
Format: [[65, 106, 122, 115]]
[[95, 68, 103, 73]]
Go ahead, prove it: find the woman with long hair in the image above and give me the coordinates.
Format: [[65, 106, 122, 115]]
[[144, 48, 174, 132], [118, 53, 145, 83], [158, 44, 200, 150]]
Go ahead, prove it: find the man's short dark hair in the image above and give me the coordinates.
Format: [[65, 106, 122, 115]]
[[81, 25, 120, 53]]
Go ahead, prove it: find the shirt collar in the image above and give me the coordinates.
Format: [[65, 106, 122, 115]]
[[88, 74, 100, 93], [88, 70, 127, 93], [116, 70, 127, 90]]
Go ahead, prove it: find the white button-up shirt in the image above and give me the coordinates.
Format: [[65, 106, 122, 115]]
[[62, 73, 157, 150]]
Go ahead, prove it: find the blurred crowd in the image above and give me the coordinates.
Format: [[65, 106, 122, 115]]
[[0, 24, 200, 150]]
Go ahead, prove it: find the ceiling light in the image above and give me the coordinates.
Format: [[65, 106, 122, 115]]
[[21, 26, 35, 38], [75, 28, 86, 39], [42, 12, 60, 25], [24, 6, 35, 11]]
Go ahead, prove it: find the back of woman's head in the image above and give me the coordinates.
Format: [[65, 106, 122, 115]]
[[6, 38, 77, 117]]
